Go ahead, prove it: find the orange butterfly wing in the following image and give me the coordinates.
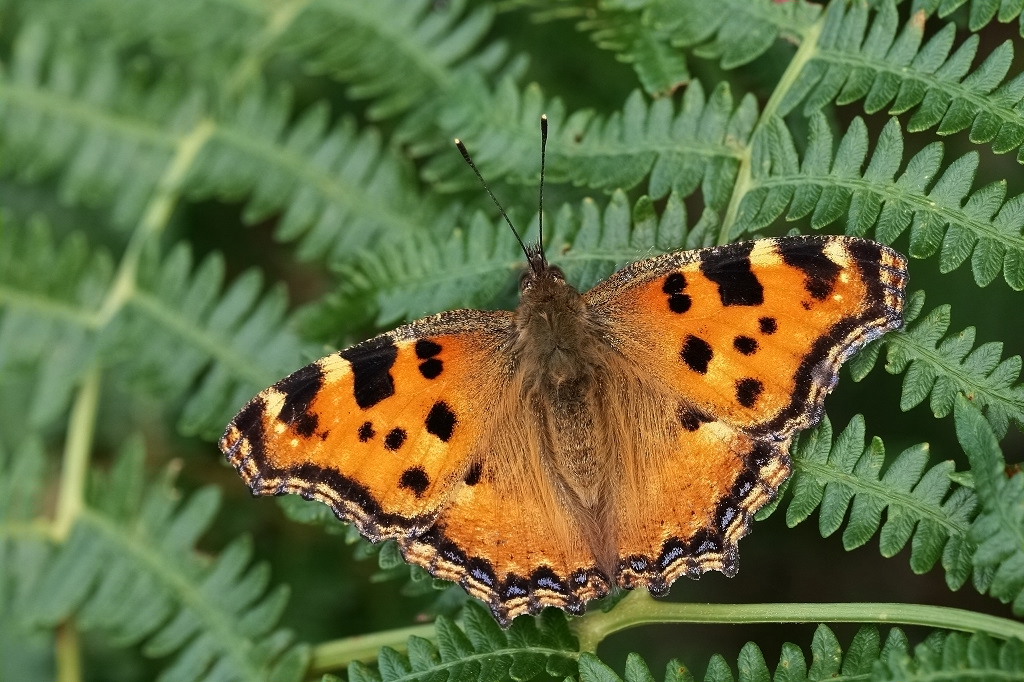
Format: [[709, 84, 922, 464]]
[[221, 310, 513, 540], [587, 235, 907, 438], [220, 308, 609, 625], [585, 235, 907, 591]]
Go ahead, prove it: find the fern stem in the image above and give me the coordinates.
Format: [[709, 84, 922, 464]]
[[53, 367, 100, 541], [572, 591, 1024, 653], [55, 622, 82, 682], [94, 119, 216, 328], [224, 0, 306, 99], [309, 623, 436, 671], [717, 13, 823, 245]]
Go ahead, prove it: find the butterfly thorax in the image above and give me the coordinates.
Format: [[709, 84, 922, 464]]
[[512, 259, 618, 566]]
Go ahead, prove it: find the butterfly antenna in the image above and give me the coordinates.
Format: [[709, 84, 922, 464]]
[[538, 114, 548, 263], [454, 138, 534, 269]]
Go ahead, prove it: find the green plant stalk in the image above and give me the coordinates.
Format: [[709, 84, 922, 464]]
[[55, 622, 82, 682], [717, 13, 824, 246], [572, 591, 1024, 652], [310, 623, 436, 672], [53, 367, 101, 541]]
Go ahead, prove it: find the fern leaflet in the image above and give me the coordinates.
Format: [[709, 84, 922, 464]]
[[857, 290, 1024, 437], [20, 437, 309, 682], [424, 81, 757, 210], [333, 191, 710, 327], [878, 629, 1024, 679], [911, 0, 1024, 33], [0, 220, 111, 429], [738, 114, 1024, 290], [761, 414, 977, 590], [578, 625, 911, 682], [955, 395, 1024, 614], [781, 1, 1024, 160], [333, 602, 577, 682]]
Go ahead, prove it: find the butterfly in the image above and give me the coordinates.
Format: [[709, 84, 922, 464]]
[[220, 127, 908, 627]]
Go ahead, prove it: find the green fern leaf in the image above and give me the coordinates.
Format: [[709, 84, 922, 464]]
[[878, 629, 1024, 679], [194, 98, 455, 261], [646, 0, 821, 70], [880, 291, 1024, 436], [587, 625, 910, 682], [739, 114, 1024, 289], [425, 81, 757, 209], [334, 190, 707, 328], [770, 414, 977, 590], [781, 1, 1024, 159], [282, 0, 506, 121], [579, 4, 690, 97], [21, 436, 308, 681], [0, 220, 112, 429], [955, 395, 1024, 614], [0, 22, 453, 264], [348, 602, 576, 682], [0, 23, 199, 228], [113, 240, 317, 439], [914, 0, 1024, 32]]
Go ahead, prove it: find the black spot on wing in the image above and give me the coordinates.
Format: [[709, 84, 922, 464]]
[[759, 316, 777, 334], [426, 401, 457, 442], [736, 378, 763, 408], [781, 239, 842, 301], [415, 339, 442, 358], [700, 242, 764, 306], [339, 337, 398, 409], [358, 421, 375, 442], [662, 272, 692, 313], [416, 339, 444, 379], [677, 403, 714, 432], [681, 335, 713, 374], [733, 335, 758, 355], [399, 466, 430, 496], [464, 461, 482, 486], [275, 362, 324, 438], [384, 427, 407, 451], [419, 359, 443, 379]]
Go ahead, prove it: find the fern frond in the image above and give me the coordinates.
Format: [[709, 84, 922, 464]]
[[282, 0, 507, 122], [763, 414, 977, 590], [865, 291, 1024, 437], [780, 1, 1024, 160], [343, 601, 577, 682], [878, 630, 1024, 679], [23, 437, 309, 682], [579, 625, 910, 681], [425, 81, 757, 209], [955, 396, 1024, 614], [913, 0, 1024, 33], [334, 190, 709, 327], [119, 240, 318, 439], [738, 114, 1024, 290], [0, 23, 452, 262], [644, 0, 821, 70], [0, 23, 199, 228], [192, 95, 456, 261], [576, 6, 689, 97], [0, 220, 111, 428]]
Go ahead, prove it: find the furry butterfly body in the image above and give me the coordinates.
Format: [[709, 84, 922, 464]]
[[221, 234, 907, 626]]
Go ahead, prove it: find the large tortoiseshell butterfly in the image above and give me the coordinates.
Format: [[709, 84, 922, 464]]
[[221, 118, 907, 626]]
